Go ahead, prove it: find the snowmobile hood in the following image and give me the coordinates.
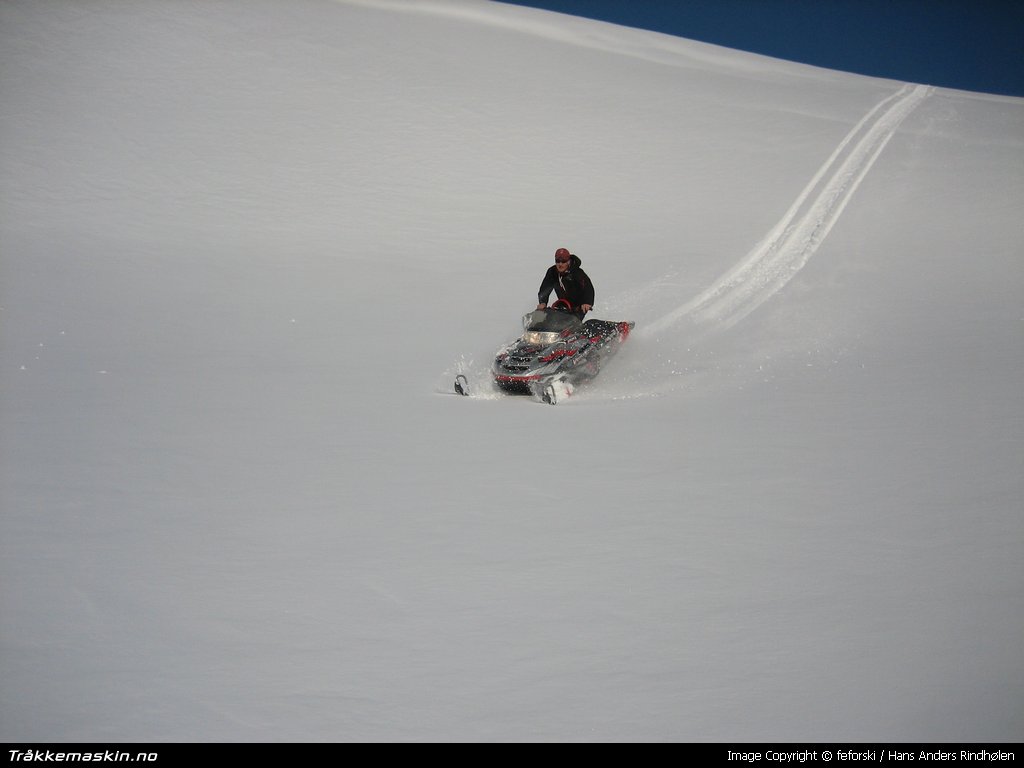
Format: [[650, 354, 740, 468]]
[[477, 310, 635, 403]]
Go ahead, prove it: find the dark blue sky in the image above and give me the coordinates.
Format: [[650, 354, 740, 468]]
[[498, 0, 1024, 97]]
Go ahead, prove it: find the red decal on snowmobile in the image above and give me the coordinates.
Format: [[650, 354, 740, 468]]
[[540, 348, 577, 362]]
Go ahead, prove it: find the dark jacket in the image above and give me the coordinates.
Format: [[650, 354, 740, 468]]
[[537, 254, 595, 311]]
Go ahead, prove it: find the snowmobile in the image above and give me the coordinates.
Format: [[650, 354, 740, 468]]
[[455, 300, 635, 404]]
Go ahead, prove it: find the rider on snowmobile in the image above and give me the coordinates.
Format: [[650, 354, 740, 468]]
[[537, 247, 594, 318]]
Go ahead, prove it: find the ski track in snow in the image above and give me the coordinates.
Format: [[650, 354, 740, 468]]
[[645, 83, 934, 335], [445, 83, 934, 401]]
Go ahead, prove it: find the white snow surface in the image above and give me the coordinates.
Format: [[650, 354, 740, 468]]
[[1, 0, 1022, 743]]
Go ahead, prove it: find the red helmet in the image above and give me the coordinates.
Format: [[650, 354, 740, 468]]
[[554, 247, 570, 259]]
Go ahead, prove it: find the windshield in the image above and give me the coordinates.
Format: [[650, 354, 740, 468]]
[[520, 309, 581, 343]]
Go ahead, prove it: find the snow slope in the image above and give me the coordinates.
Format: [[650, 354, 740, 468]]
[[1, 0, 1022, 742]]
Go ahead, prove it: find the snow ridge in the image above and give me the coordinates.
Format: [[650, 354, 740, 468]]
[[647, 83, 934, 334]]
